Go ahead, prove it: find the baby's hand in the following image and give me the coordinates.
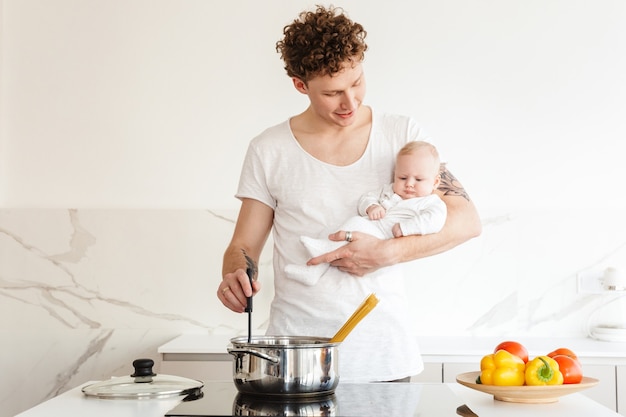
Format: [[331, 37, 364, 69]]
[[367, 205, 386, 220], [392, 223, 403, 238]]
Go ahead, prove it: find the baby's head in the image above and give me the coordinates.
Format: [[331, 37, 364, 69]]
[[392, 141, 441, 199]]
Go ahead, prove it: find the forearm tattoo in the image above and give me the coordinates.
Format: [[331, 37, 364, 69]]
[[439, 164, 471, 202], [241, 249, 258, 280]]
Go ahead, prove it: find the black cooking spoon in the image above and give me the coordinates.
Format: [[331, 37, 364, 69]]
[[242, 251, 257, 343], [245, 266, 253, 343]]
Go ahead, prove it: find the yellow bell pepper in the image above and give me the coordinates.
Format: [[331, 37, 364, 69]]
[[478, 349, 525, 386], [525, 356, 564, 386]]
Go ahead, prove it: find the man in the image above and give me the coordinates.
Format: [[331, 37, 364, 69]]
[[218, 5, 481, 382]]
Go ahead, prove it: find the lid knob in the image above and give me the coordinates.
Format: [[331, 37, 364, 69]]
[[131, 358, 156, 382]]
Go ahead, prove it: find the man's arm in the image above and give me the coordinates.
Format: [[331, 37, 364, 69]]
[[219, 198, 273, 312], [386, 165, 481, 262], [307, 165, 481, 275]]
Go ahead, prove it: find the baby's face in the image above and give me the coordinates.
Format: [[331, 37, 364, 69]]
[[392, 151, 440, 199]]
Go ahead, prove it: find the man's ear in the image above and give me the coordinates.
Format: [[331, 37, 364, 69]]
[[292, 77, 308, 94]]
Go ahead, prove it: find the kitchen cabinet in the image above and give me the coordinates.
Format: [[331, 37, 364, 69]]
[[158, 335, 626, 415], [618, 366, 626, 414], [411, 362, 442, 382], [442, 362, 475, 383], [582, 364, 618, 413], [160, 359, 231, 382], [158, 335, 233, 382]]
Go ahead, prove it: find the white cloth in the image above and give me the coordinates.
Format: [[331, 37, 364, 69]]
[[284, 188, 446, 285], [236, 110, 430, 382]]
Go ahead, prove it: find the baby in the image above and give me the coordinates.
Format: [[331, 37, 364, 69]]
[[286, 140, 447, 285]]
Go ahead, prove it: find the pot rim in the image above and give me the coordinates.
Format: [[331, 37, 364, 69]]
[[229, 335, 339, 348]]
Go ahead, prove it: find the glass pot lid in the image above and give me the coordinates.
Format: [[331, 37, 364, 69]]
[[82, 358, 204, 399]]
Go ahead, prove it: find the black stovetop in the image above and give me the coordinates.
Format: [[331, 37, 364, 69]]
[[165, 381, 469, 416]]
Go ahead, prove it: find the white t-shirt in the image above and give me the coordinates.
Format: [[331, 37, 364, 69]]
[[236, 109, 432, 382]]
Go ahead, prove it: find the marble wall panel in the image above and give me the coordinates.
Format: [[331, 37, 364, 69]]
[[1, 208, 625, 416]]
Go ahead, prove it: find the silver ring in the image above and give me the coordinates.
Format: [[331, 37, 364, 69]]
[[345, 231, 352, 242]]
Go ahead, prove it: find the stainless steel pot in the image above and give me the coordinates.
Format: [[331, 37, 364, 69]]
[[228, 336, 339, 396]]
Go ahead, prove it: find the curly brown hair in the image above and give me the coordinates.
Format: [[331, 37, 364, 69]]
[[276, 5, 368, 83]]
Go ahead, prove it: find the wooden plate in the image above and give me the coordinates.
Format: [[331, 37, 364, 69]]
[[456, 371, 599, 403]]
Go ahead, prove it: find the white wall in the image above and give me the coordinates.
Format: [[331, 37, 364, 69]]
[[2, 0, 625, 209]]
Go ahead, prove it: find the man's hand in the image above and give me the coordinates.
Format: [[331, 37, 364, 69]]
[[218, 268, 262, 313], [306, 231, 392, 276]]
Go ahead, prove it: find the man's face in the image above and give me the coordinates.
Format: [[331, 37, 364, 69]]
[[295, 62, 366, 128]]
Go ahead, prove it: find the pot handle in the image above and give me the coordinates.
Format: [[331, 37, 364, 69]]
[[227, 347, 280, 364]]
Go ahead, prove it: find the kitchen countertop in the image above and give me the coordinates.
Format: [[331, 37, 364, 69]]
[[14, 379, 621, 417], [14, 381, 181, 417], [449, 383, 620, 417], [158, 334, 626, 365]]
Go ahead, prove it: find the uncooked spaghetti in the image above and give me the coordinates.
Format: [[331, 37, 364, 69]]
[[330, 293, 379, 343]]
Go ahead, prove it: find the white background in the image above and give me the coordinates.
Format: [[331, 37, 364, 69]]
[[2, 0, 625, 210]]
